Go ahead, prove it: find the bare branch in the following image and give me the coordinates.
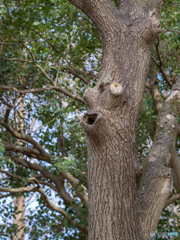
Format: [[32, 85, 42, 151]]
[[149, 61, 164, 113], [0, 118, 48, 156], [152, 39, 173, 88], [0, 85, 85, 104], [11, 155, 88, 208], [36, 64, 55, 85], [65, 65, 89, 84], [0, 169, 63, 196], [164, 194, 180, 209], [0, 184, 87, 234], [0, 169, 23, 181], [0, 42, 19, 45], [12, 157, 74, 204], [0, 56, 33, 64], [0, 186, 38, 194], [60, 171, 88, 209], [14, 36, 35, 62], [3, 141, 51, 161], [37, 187, 88, 234], [162, 23, 180, 34]]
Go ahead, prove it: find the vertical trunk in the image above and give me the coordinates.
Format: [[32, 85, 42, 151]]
[[13, 98, 26, 239], [81, 7, 161, 240], [13, 196, 26, 240]]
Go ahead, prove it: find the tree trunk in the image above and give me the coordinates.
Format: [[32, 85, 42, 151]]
[[13, 98, 26, 240], [13, 196, 26, 240], [69, 0, 177, 239], [80, 7, 160, 240]]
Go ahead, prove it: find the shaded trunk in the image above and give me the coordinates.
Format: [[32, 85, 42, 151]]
[[81, 8, 161, 240]]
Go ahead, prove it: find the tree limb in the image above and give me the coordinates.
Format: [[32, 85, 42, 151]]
[[0, 193, 12, 199], [11, 157, 75, 205], [0, 118, 48, 156], [0, 85, 85, 104], [38, 187, 88, 234], [2, 141, 51, 162], [0, 56, 33, 64], [60, 171, 88, 209], [0, 186, 38, 194], [149, 60, 164, 113], [0, 132, 88, 207], [0, 169, 60, 195], [164, 194, 180, 209], [68, 0, 118, 39], [0, 169, 23, 181], [138, 77, 180, 238], [0, 185, 88, 234]]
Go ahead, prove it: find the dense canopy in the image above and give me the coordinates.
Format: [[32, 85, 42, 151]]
[[0, 0, 180, 239]]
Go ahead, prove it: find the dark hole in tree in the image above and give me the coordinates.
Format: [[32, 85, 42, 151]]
[[84, 114, 97, 125]]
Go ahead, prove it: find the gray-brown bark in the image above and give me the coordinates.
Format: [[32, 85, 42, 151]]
[[66, 0, 180, 239], [1, 0, 177, 239], [71, 0, 163, 239], [137, 79, 180, 239]]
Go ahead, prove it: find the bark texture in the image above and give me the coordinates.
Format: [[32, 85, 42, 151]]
[[137, 79, 180, 239], [68, 0, 174, 239]]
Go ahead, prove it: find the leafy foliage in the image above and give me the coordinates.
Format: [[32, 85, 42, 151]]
[[0, 0, 179, 239]]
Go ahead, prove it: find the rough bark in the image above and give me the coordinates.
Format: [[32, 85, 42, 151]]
[[71, 0, 163, 239], [137, 79, 180, 239]]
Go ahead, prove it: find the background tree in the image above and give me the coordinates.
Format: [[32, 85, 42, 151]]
[[0, 0, 180, 239]]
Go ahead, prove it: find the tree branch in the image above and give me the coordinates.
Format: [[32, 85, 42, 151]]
[[0, 193, 12, 199], [0, 169, 60, 195], [0, 118, 48, 156], [60, 171, 88, 209], [11, 157, 75, 205], [0, 42, 19, 45], [0, 169, 23, 181], [37, 187, 88, 234], [0, 56, 33, 64], [138, 77, 180, 238], [149, 61, 164, 113], [2, 141, 51, 162], [0, 186, 38, 194], [1, 138, 88, 207], [164, 194, 180, 209], [152, 39, 173, 88], [0, 185, 88, 234], [68, 0, 118, 39], [0, 84, 85, 104]]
